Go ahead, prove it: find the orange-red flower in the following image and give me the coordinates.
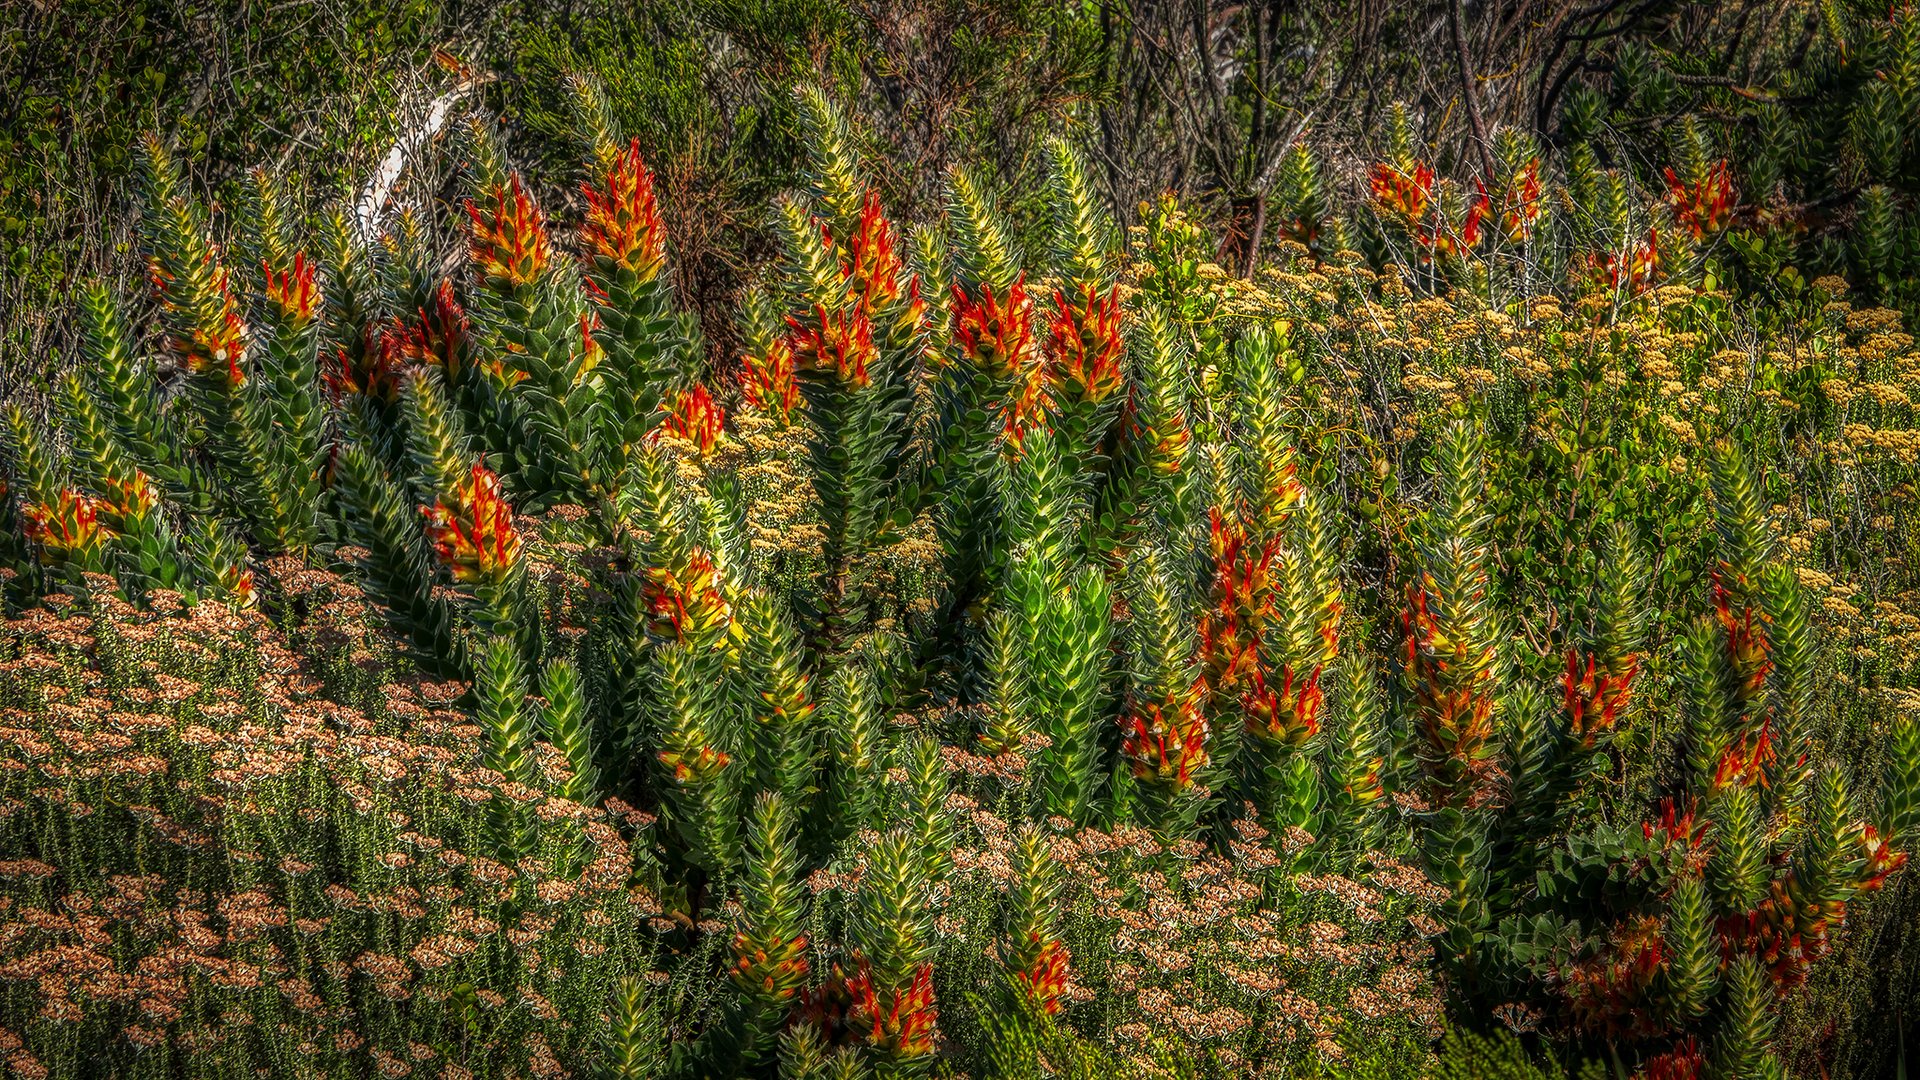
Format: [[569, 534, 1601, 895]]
[[1642, 1037, 1705, 1080], [378, 280, 472, 383], [1244, 664, 1324, 747], [740, 336, 799, 423], [1011, 933, 1070, 1014], [845, 964, 938, 1058], [1402, 581, 1498, 770], [263, 251, 318, 325], [660, 384, 725, 455], [1664, 161, 1735, 241], [786, 303, 876, 389], [422, 460, 521, 585], [1599, 227, 1661, 294], [1049, 284, 1125, 404], [1370, 161, 1435, 222], [1856, 824, 1907, 891], [1122, 690, 1210, 790], [465, 174, 552, 289], [1001, 363, 1053, 451], [581, 139, 666, 281], [845, 190, 904, 310], [1640, 798, 1701, 850], [1563, 649, 1639, 746], [22, 489, 112, 565], [645, 550, 730, 644], [658, 743, 731, 784], [1712, 723, 1776, 793], [952, 275, 1036, 380], [159, 256, 248, 386], [1199, 510, 1278, 695]]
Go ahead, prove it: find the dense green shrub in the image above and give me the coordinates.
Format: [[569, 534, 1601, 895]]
[[4, 61, 1920, 1079]]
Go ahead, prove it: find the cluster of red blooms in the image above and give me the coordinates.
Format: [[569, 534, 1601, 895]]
[[659, 384, 725, 455], [1600, 227, 1662, 295], [21, 490, 111, 566], [1485, 159, 1544, 243], [657, 741, 730, 785], [844, 964, 938, 1058], [1122, 689, 1211, 791], [1720, 816, 1907, 990], [1640, 798, 1702, 851], [1369, 160, 1435, 222], [1562, 649, 1639, 747], [845, 192, 905, 311], [98, 471, 159, 534], [422, 461, 522, 586], [1561, 914, 1669, 1039], [366, 281, 475, 395], [465, 174, 553, 289], [1708, 579, 1779, 791], [952, 274, 1055, 447], [1663, 160, 1736, 241], [787, 302, 876, 389], [1243, 664, 1324, 748], [1400, 580, 1499, 788], [644, 550, 730, 645], [1377, 156, 1545, 261], [262, 252, 318, 325], [149, 249, 248, 386], [1641, 1037, 1705, 1080], [580, 139, 667, 281], [1047, 283, 1126, 405], [1199, 510, 1278, 696], [740, 336, 799, 423], [798, 961, 939, 1060], [951, 274, 1037, 382], [758, 191, 925, 404], [1011, 932, 1071, 1014]]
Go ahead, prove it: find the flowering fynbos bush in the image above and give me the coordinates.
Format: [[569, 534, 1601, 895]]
[[1, 75, 1918, 1080]]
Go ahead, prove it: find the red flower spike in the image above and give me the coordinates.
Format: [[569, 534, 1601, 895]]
[[1370, 161, 1435, 222], [1664, 161, 1736, 241], [786, 304, 875, 389], [660, 384, 725, 455], [1244, 664, 1324, 747], [1122, 688, 1210, 790], [1198, 510, 1279, 697], [1642, 1037, 1706, 1080], [730, 931, 810, 1001], [644, 550, 731, 644], [740, 337, 799, 423], [658, 743, 730, 784], [465, 174, 552, 289], [23, 489, 113, 565], [1402, 581, 1499, 770], [1000, 364, 1053, 452], [951, 275, 1037, 380], [844, 963, 938, 1059], [263, 252, 318, 325], [422, 460, 522, 585], [1640, 798, 1700, 849], [581, 139, 667, 281], [1049, 284, 1126, 404], [1598, 227, 1661, 295], [1561, 914, 1668, 1037], [1856, 824, 1908, 891], [1562, 649, 1640, 746], [375, 280, 472, 385], [845, 190, 903, 311], [1012, 934, 1071, 1014]]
